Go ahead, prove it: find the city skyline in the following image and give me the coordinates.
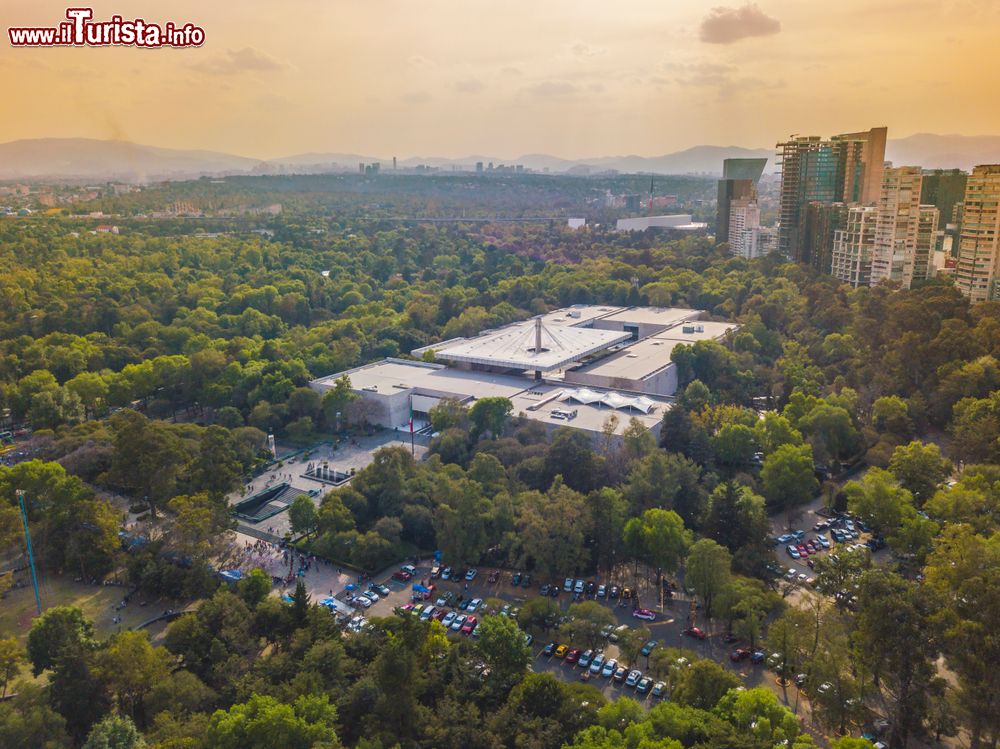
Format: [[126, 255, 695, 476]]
[[3, 0, 1000, 160]]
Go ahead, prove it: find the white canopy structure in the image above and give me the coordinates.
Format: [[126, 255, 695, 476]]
[[560, 387, 658, 414]]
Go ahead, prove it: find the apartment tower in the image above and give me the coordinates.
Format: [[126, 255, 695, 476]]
[[954, 165, 1000, 302]]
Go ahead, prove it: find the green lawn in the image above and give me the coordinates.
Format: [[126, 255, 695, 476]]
[[0, 574, 183, 645]]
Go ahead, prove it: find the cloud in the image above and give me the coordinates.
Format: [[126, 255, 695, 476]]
[[521, 81, 578, 97], [403, 91, 432, 104], [194, 47, 288, 74], [454, 78, 485, 94], [499, 66, 523, 77], [699, 4, 781, 44], [570, 41, 606, 57]]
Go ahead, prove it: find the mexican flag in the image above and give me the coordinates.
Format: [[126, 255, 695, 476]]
[[409, 395, 413, 433]]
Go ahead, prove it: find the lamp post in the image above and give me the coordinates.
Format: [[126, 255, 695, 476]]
[[15, 490, 42, 616]]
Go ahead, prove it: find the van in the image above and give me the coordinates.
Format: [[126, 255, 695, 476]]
[[401, 564, 417, 576], [419, 606, 435, 621]]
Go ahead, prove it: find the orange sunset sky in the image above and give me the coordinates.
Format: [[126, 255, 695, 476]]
[[2, 0, 998, 159]]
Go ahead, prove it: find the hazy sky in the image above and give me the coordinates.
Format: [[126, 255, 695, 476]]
[[3, 0, 998, 159]]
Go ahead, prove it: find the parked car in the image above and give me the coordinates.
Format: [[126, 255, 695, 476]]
[[600, 657, 617, 677], [625, 669, 642, 687], [467, 598, 482, 612], [442, 611, 457, 628], [750, 650, 766, 664], [441, 567, 452, 580], [682, 627, 706, 640], [730, 647, 752, 661], [574, 579, 585, 594], [555, 644, 569, 658], [776, 533, 795, 544], [565, 648, 582, 664], [597, 584, 607, 598], [462, 616, 477, 634], [521, 574, 532, 588], [613, 666, 627, 683], [430, 565, 441, 578], [523, 632, 533, 646], [465, 568, 478, 581], [451, 614, 467, 631], [786, 545, 801, 559], [511, 572, 522, 586], [392, 571, 412, 582], [609, 624, 629, 642], [579, 649, 594, 668], [543, 642, 556, 656], [637, 677, 653, 695], [608, 585, 620, 599], [548, 585, 559, 598], [600, 624, 615, 639], [640, 640, 658, 657], [564, 577, 574, 592], [590, 654, 607, 674], [633, 608, 656, 622], [539, 583, 552, 596]]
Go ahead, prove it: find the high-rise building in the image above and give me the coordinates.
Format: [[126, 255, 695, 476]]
[[901, 204, 940, 288], [871, 166, 923, 286], [831, 205, 878, 288], [776, 127, 887, 261], [954, 165, 1000, 302], [921, 169, 967, 225], [716, 158, 766, 245], [801, 202, 848, 273], [727, 197, 761, 258]]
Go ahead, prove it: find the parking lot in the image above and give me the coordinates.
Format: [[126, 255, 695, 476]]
[[342, 560, 786, 703]]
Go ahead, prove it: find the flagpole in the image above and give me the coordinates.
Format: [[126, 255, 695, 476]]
[[409, 394, 415, 457]]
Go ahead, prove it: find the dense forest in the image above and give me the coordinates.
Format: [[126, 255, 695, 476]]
[[1, 176, 999, 749]]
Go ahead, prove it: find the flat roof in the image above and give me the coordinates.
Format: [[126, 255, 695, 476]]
[[510, 384, 670, 435], [654, 320, 740, 343], [568, 337, 680, 381], [313, 359, 531, 400], [597, 307, 702, 327], [431, 320, 631, 372], [539, 305, 624, 326]]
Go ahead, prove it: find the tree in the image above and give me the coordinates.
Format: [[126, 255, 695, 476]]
[[671, 658, 741, 710], [872, 395, 914, 440], [712, 423, 756, 469], [516, 481, 588, 579], [518, 596, 561, 633], [561, 601, 616, 650], [288, 494, 318, 537], [622, 451, 705, 525], [761, 444, 818, 522], [888, 441, 952, 506], [82, 715, 146, 749], [428, 397, 468, 433], [205, 694, 341, 749], [0, 682, 71, 749], [192, 425, 243, 498], [586, 488, 629, 576], [26, 606, 95, 676], [845, 468, 914, 534], [238, 568, 272, 608], [684, 539, 731, 619], [476, 614, 530, 687], [94, 631, 171, 727], [754, 411, 804, 455], [468, 396, 512, 439], [0, 637, 23, 698], [544, 427, 599, 492], [626, 508, 691, 597], [854, 569, 936, 749], [798, 402, 860, 464]]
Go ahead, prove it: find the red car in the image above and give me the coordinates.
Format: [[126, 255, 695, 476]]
[[796, 545, 809, 557], [461, 615, 477, 634], [683, 627, 707, 640], [730, 647, 752, 661], [565, 648, 582, 664], [392, 570, 412, 582]]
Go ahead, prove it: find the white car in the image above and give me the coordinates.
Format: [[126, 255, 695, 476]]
[[442, 611, 457, 628], [451, 615, 467, 631], [468, 598, 482, 612], [365, 590, 379, 602], [601, 658, 618, 678], [465, 568, 478, 581], [564, 578, 574, 592], [589, 654, 606, 674], [355, 595, 372, 608], [574, 579, 585, 594], [625, 669, 642, 688]]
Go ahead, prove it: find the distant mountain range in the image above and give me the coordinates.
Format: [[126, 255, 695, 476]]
[[0, 134, 997, 182]]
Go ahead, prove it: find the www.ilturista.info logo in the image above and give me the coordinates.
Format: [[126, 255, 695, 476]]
[[8, 8, 205, 48]]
